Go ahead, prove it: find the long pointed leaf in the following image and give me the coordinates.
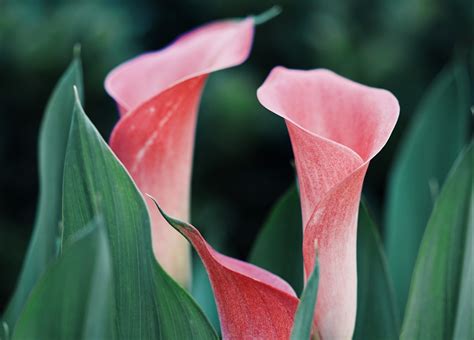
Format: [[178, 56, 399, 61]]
[[385, 62, 470, 314], [2, 58, 83, 328], [290, 252, 319, 340], [61, 89, 217, 339], [400, 144, 473, 339]]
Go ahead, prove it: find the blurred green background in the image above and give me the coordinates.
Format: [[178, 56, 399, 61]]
[[0, 0, 472, 311]]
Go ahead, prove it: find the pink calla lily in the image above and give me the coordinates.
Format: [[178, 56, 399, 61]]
[[258, 67, 399, 338], [104, 18, 255, 286], [151, 202, 299, 339]]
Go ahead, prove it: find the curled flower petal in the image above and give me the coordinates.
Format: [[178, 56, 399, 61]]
[[105, 18, 254, 285], [105, 19, 254, 115], [149, 196, 299, 339], [258, 67, 399, 339]]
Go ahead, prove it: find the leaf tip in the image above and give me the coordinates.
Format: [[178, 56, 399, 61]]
[[146, 194, 191, 234], [145, 193, 160, 212]]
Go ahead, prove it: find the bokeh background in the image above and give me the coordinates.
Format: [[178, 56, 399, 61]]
[[0, 0, 472, 310]]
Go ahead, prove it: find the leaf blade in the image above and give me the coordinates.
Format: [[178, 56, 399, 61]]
[[354, 201, 400, 339], [385, 62, 471, 314], [249, 184, 304, 293], [290, 254, 319, 340], [2, 58, 83, 328], [400, 144, 473, 339], [61, 91, 217, 339], [12, 217, 113, 340]]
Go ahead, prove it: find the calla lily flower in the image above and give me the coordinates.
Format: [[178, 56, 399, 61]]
[[104, 18, 255, 286], [258, 67, 399, 338], [150, 197, 299, 339], [153, 67, 398, 339]]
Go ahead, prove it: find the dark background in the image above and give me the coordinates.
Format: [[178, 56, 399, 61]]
[[0, 0, 472, 309]]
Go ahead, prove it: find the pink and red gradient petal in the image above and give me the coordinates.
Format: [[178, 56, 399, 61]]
[[151, 202, 299, 340], [105, 18, 255, 285], [258, 67, 399, 338]]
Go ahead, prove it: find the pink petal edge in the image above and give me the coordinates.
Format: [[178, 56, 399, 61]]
[[257, 67, 399, 339], [105, 18, 255, 285], [105, 18, 254, 115]]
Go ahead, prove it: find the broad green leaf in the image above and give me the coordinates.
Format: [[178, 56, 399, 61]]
[[385, 62, 470, 314], [400, 144, 473, 339], [62, 89, 217, 339], [2, 58, 83, 328], [12, 218, 112, 340], [354, 201, 400, 339], [249, 184, 304, 293], [290, 252, 319, 340]]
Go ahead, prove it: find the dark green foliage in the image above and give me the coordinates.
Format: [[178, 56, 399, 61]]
[[385, 62, 471, 315], [354, 202, 400, 339], [401, 145, 473, 339], [2, 58, 83, 330], [249, 185, 304, 294], [191, 259, 221, 333], [13, 218, 113, 340]]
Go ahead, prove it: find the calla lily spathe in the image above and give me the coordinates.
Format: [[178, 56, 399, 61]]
[[104, 18, 255, 286], [258, 67, 399, 339]]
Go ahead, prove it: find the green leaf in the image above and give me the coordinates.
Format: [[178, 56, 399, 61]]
[[192, 257, 221, 333], [249, 184, 304, 293], [453, 199, 473, 339], [400, 144, 473, 339], [12, 217, 112, 340], [290, 250, 319, 340], [61, 88, 217, 339], [2, 57, 83, 328], [354, 201, 400, 339], [385, 61, 471, 314]]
